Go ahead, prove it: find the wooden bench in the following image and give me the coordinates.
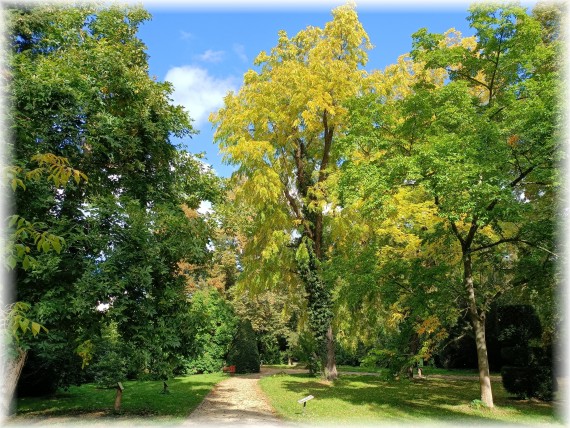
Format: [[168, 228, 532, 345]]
[[222, 365, 236, 375]]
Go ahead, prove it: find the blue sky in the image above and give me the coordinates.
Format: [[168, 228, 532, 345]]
[[136, 3, 480, 178]]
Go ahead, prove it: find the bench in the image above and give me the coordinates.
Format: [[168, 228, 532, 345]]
[[222, 365, 236, 375]]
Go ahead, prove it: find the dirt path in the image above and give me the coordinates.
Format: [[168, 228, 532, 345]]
[[184, 367, 306, 426]]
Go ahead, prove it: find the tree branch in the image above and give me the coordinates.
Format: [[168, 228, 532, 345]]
[[471, 237, 557, 257], [435, 195, 467, 247]]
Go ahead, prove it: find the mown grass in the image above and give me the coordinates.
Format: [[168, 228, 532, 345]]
[[12, 373, 225, 423], [259, 373, 563, 425], [265, 363, 494, 377]]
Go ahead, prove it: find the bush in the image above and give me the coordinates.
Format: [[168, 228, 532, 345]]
[[184, 288, 238, 374], [258, 334, 283, 365], [293, 331, 321, 375], [91, 349, 127, 388], [534, 366, 557, 401], [185, 352, 225, 375], [226, 319, 260, 373], [498, 305, 555, 401], [335, 341, 368, 366], [502, 365, 556, 401]]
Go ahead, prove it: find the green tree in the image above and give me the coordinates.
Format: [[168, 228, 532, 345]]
[[184, 288, 238, 374], [340, 3, 560, 407], [211, 3, 372, 380], [7, 4, 218, 392], [227, 319, 260, 374]]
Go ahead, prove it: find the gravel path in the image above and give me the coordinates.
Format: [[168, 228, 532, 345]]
[[184, 368, 306, 427]]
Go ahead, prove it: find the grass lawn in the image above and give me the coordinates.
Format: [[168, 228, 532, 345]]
[[265, 363, 495, 377], [10, 373, 225, 424], [336, 364, 385, 374], [259, 373, 563, 425]]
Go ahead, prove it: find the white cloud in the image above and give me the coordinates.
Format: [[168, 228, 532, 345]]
[[180, 30, 194, 41], [165, 66, 237, 127], [233, 43, 248, 63], [196, 49, 225, 63]]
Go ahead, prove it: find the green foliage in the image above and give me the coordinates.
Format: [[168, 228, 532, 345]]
[[293, 330, 322, 375], [184, 288, 238, 374], [231, 284, 303, 367], [8, 3, 219, 393], [497, 305, 555, 401], [501, 366, 556, 401], [91, 349, 127, 389], [497, 305, 543, 347], [226, 319, 260, 374], [336, 2, 560, 406], [5, 302, 48, 346]]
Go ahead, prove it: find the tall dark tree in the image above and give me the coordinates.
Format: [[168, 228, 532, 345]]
[[7, 4, 219, 392]]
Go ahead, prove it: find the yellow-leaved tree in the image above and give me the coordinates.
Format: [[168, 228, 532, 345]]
[[211, 3, 371, 380]]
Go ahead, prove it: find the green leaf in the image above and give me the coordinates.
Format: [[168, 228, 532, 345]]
[[19, 318, 30, 333], [31, 322, 41, 336], [52, 237, 62, 253], [8, 215, 19, 228], [7, 256, 17, 270]]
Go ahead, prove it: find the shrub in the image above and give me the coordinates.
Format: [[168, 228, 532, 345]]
[[502, 366, 535, 399], [258, 334, 283, 365], [91, 349, 127, 388], [293, 330, 321, 375], [184, 288, 238, 374], [534, 366, 557, 401], [498, 305, 555, 401], [502, 366, 556, 401], [227, 319, 260, 373]]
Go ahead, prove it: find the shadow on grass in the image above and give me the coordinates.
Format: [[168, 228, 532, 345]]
[[15, 374, 224, 419], [270, 373, 557, 422]]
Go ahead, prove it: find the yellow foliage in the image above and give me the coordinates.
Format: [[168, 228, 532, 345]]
[[416, 315, 441, 336]]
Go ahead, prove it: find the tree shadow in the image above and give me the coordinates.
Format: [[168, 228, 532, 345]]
[[274, 374, 556, 422]]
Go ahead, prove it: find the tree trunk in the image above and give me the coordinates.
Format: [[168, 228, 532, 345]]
[[2, 348, 27, 415], [470, 311, 494, 408], [464, 252, 494, 408], [324, 324, 338, 380]]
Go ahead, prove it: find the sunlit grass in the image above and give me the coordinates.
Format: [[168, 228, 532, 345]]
[[259, 373, 563, 425], [13, 373, 225, 422]]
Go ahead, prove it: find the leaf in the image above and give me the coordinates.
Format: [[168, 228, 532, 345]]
[[31, 322, 42, 336], [19, 318, 30, 333], [7, 256, 17, 270], [52, 237, 62, 253], [8, 215, 19, 228]]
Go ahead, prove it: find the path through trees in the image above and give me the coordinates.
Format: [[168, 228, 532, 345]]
[[185, 367, 305, 426]]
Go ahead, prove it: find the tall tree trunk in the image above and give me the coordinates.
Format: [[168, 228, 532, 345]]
[[470, 311, 494, 408], [464, 252, 494, 408], [324, 324, 338, 380], [299, 248, 338, 381]]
